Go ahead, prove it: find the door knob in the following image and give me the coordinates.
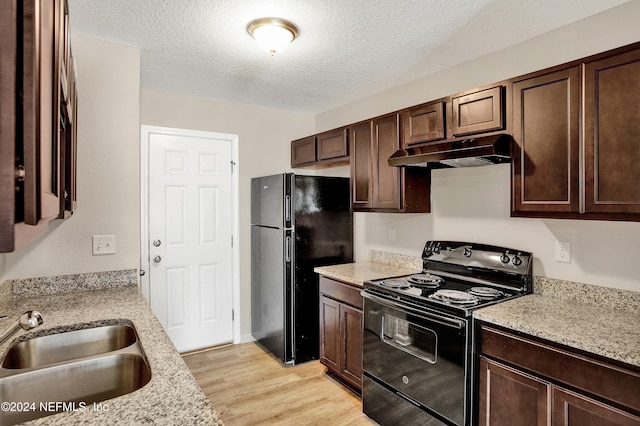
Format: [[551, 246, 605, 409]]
[[153, 256, 162, 263], [153, 240, 161, 247]]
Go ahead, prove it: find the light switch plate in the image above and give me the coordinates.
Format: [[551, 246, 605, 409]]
[[92, 235, 116, 255]]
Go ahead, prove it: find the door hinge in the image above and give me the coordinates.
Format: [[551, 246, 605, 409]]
[[232, 309, 234, 321], [231, 235, 233, 247], [230, 160, 236, 173]]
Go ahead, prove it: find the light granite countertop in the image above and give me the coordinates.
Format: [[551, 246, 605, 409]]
[[314, 250, 422, 287], [0, 284, 221, 425], [474, 279, 640, 369]]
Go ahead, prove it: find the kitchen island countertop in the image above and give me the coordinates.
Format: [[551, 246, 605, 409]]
[[0, 284, 221, 425]]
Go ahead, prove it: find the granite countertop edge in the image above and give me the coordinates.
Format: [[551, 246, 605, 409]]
[[314, 262, 421, 287], [0, 285, 221, 425], [474, 294, 640, 369]]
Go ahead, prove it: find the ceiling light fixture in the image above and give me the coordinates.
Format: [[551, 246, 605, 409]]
[[247, 17, 298, 55]]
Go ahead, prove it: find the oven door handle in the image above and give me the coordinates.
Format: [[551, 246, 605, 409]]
[[361, 291, 465, 330]]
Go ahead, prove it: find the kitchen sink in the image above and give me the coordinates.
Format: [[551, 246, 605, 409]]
[[2, 324, 138, 369], [0, 322, 152, 426]]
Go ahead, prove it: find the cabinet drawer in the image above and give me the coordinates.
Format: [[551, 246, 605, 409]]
[[452, 86, 504, 137], [481, 325, 640, 413], [319, 276, 363, 310]]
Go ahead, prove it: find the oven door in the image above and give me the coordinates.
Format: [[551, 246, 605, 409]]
[[362, 291, 468, 426]]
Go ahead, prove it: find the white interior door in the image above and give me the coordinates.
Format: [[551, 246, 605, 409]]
[[147, 130, 233, 352]]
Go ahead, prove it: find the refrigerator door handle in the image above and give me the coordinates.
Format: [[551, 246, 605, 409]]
[[285, 195, 291, 222], [285, 236, 292, 262]]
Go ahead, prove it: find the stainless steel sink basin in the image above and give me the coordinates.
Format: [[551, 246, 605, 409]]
[[0, 322, 152, 426], [2, 324, 137, 369], [2, 324, 138, 369], [0, 353, 151, 425]]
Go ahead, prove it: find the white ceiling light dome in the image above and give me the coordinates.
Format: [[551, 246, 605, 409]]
[[247, 17, 298, 55]]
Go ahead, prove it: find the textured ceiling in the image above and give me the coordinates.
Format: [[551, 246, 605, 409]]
[[68, 0, 629, 113]]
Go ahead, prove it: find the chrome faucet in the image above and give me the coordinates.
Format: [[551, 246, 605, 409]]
[[0, 311, 44, 346]]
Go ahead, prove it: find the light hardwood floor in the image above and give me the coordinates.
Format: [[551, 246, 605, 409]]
[[183, 342, 374, 425]]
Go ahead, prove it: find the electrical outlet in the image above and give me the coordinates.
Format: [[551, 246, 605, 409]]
[[387, 227, 396, 242], [92, 235, 116, 256], [555, 241, 571, 263]]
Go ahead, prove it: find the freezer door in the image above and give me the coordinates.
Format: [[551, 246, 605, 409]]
[[251, 174, 292, 229], [251, 225, 293, 363]]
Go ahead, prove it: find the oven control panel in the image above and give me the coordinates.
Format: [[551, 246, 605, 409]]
[[423, 240, 532, 277]]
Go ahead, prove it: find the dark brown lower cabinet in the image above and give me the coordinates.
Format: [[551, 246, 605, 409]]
[[319, 276, 363, 393], [478, 325, 640, 426], [553, 388, 640, 426], [479, 357, 549, 426]]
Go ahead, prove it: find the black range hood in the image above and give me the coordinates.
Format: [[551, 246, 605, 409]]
[[388, 134, 513, 168]]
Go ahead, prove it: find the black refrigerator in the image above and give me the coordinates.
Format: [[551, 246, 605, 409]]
[[251, 173, 353, 365]]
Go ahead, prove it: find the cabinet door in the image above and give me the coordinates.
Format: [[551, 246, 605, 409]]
[[452, 86, 504, 137], [317, 128, 348, 161], [0, 0, 17, 252], [340, 303, 363, 390], [553, 387, 640, 426], [584, 48, 640, 214], [319, 295, 341, 373], [512, 66, 581, 215], [401, 101, 445, 146], [349, 122, 372, 209], [291, 136, 316, 167], [478, 357, 550, 426], [372, 114, 401, 209]]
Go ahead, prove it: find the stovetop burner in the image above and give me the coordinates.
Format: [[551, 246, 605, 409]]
[[429, 289, 479, 305], [407, 273, 443, 289], [467, 286, 504, 299], [379, 278, 411, 289]]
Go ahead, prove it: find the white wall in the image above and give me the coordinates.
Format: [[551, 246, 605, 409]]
[[4, 37, 141, 279], [316, 1, 640, 292], [139, 89, 315, 340]]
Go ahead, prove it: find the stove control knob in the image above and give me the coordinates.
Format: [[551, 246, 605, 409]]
[[512, 253, 523, 266], [500, 251, 510, 263], [434, 243, 441, 254], [463, 247, 472, 257]]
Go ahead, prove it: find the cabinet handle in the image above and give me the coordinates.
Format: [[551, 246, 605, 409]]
[[15, 165, 25, 183]]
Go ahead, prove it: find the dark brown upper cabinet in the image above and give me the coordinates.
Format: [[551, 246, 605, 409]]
[[372, 114, 402, 210], [512, 66, 581, 216], [401, 101, 446, 147], [291, 128, 349, 168], [0, 0, 17, 253], [349, 121, 373, 209], [291, 136, 316, 167], [452, 85, 504, 137], [350, 114, 430, 213], [584, 48, 640, 215], [511, 43, 640, 221], [317, 128, 348, 161], [1, 0, 77, 253]]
